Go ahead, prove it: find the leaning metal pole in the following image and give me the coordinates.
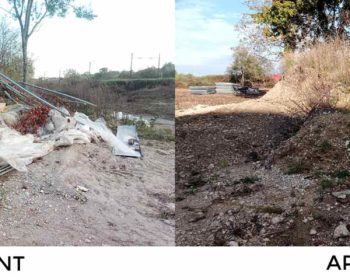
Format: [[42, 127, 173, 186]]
[[0, 72, 70, 117], [19, 82, 96, 107]]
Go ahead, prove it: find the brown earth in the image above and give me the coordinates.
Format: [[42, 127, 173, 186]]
[[176, 85, 350, 246], [176, 88, 251, 112]]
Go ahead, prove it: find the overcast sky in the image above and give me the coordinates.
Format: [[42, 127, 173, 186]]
[[1, 0, 175, 78], [176, 0, 248, 76]]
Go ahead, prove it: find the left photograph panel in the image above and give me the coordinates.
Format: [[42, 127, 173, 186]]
[[0, 0, 175, 246]]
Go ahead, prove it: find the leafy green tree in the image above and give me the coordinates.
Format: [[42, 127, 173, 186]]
[[1, 0, 96, 82], [228, 46, 270, 86], [134, 67, 159, 79], [248, 0, 350, 51], [161, 62, 175, 78]]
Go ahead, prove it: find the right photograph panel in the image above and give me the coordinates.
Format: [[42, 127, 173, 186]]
[[175, 0, 350, 246]]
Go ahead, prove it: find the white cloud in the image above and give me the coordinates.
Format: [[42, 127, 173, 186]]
[[176, 1, 241, 74]]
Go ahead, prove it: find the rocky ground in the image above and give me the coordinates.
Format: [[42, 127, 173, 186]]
[[176, 89, 350, 246], [0, 140, 175, 246]]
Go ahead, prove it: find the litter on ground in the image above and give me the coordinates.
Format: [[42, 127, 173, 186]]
[[0, 71, 142, 174], [188, 83, 262, 96]]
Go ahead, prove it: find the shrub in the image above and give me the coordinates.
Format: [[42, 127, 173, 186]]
[[103, 78, 175, 91], [241, 176, 260, 184], [320, 179, 334, 189], [333, 170, 350, 179], [318, 140, 332, 152], [285, 159, 310, 174]]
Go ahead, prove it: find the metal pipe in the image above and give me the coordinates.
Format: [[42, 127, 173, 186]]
[[0, 165, 13, 176], [3, 90, 19, 104], [1, 81, 34, 106], [19, 82, 96, 106], [0, 72, 70, 117]]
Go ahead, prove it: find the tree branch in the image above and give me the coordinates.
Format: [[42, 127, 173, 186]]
[[19, 0, 25, 18], [0, 6, 13, 16], [28, 8, 48, 37], [13, 0, 20, 17]]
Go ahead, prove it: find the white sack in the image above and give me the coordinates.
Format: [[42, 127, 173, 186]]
[[52, 129, 91, 147]]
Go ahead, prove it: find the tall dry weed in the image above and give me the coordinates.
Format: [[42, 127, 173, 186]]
[[283, 38, 350, 114]]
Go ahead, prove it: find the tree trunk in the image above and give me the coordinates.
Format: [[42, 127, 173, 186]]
[[21, 0, 34, 83], [21, 36, 28, 82]]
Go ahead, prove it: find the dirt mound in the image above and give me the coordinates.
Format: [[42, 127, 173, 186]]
[[0, 141, 175, 246], [273, 111, 350, 175]]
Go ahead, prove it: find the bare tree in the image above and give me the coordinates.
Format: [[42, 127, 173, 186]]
[[0, 19, 20, 64], [0, 0, 96, 82], [0, 18, 30, 80]]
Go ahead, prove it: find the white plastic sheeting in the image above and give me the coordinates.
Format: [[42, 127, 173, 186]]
[[0, 104, 28, 127], [74, 113, 142, 158], [0, 110, 142, 172], [116, 125, 142, 157], [0, 125, 54, 172]]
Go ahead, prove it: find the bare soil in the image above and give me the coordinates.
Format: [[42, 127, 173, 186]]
[[0, 140, 175, 246], [176, 86, 350, 246], [176, 88, 250, 112]]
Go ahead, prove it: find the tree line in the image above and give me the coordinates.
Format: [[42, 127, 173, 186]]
[[62, 62, 175, 81], [228, 0, 350, 86]]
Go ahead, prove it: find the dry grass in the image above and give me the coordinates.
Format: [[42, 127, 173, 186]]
[[283, 39, 350, 114], [175, 74, 229, 88], [175, 88, 249, 111], [36, 79, 175, 119]]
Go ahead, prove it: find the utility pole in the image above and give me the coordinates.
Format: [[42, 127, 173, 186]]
[[89, 61, 92, 75], [157, 53, 161, 78], [58, 69, 62, 84], [130, 52, 134, 78]]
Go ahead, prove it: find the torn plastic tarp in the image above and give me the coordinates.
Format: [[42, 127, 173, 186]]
[[115, 125, 142, 157], [74, 112, 142, 158], [0, 110, 142, 172], [0, 125, 54, 172]]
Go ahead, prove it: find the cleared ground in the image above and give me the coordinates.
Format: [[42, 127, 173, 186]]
[[176, 88, 250, 113], [176, 85, 350, 246]]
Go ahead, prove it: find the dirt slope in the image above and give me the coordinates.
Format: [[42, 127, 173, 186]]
[[176, 85, 350, 246], [0, 141, 175, 246]]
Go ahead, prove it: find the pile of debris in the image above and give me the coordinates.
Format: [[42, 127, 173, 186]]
[[0, 71, 142, 176], [188, 82, 262, 96], [189, 86, 216, 95], [215, 82, 239, 94]]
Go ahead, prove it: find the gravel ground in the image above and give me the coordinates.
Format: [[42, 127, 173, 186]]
[[176, 86, 350, 246], [0, 140, 175, 246]]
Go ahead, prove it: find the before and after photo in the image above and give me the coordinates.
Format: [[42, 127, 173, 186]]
[[0, 0, 349, 250]]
